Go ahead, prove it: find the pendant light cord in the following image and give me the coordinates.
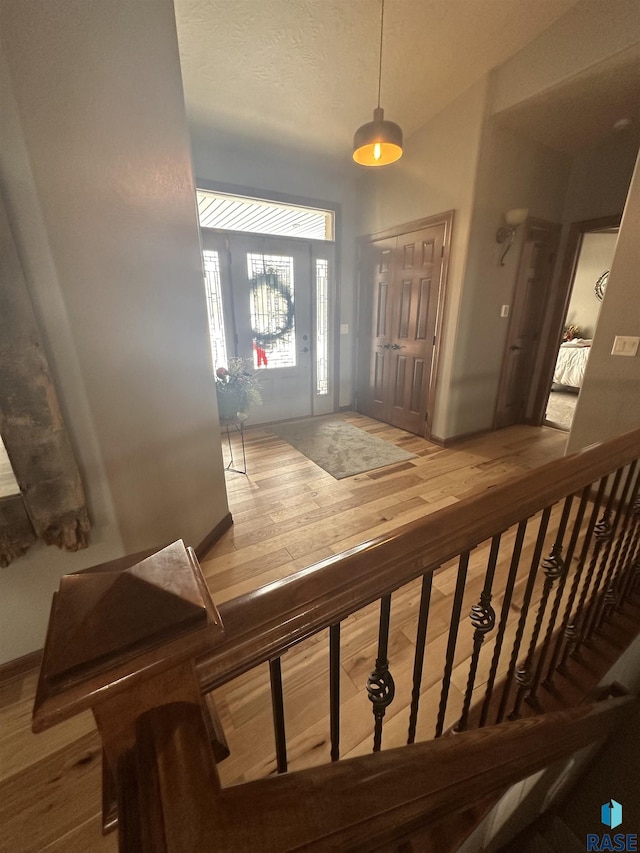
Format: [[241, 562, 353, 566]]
[[377, 0, 384, 108]]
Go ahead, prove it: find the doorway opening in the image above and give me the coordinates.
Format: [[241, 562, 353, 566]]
[[197, 189, 337, 425], [494, 218, 561, 431], [0, 436, 20, 499], [544, 227, 618, 431]]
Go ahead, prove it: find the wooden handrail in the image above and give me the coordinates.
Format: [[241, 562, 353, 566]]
[[31, 424, 640, 852], [198, 426, 640, 691], [119, 694, 634, 852]]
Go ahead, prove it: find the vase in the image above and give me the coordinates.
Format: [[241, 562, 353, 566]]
[[217, 389, 247, 421]]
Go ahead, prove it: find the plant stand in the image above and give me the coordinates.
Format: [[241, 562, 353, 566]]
[[220, 416, 247, 475]]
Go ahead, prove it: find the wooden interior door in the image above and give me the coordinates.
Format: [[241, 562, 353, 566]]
[[358, 236, 395, 425], [357, 217, 450, 437], [494, 220, 560, 429]]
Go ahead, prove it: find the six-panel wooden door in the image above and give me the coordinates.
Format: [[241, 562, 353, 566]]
[[358, 219, 449, 436]]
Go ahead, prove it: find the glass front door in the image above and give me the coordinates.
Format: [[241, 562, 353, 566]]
[[201, 232, 334, 424]]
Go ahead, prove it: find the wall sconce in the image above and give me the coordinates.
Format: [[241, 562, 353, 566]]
[[496, 208, 529, 266]]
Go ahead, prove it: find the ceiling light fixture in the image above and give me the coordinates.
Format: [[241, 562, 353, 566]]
[[352, 0, 403, 167]]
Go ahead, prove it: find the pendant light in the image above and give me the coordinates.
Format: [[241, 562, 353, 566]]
[[353, 0, 403, 167]]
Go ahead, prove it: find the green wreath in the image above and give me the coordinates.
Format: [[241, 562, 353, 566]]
[[250, 273, 295, 347], [595, 270, 608, 302]]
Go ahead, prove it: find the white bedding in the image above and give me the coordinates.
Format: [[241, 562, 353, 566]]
[[553, 339, 591, 387]]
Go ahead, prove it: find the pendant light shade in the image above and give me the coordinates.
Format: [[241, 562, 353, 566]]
[[353, 0, 403, 167], [353, 107, 403, 166]]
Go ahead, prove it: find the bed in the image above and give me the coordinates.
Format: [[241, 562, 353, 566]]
[[553, 339, 591, 388]]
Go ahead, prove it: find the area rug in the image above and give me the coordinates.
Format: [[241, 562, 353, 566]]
[[545, 387, 578, 432], [269, 417, 417, 479]]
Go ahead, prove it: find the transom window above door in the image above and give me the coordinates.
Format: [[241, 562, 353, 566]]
[[196, 190, 334, 241]]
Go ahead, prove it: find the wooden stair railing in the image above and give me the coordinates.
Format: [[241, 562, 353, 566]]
[[194, 426, 640, 769], [129, 696, 633, 853], [32, 427, 640, 849], [33, 576, 634, 851], [198, 426, 640, 691]]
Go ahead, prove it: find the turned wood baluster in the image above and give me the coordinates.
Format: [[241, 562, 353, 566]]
[[496, 508, 551, 723], [367, 594, 395, 752], [509, 538, 566, 720], [593, 462, 640, 630], [454, 535, 501, 733]]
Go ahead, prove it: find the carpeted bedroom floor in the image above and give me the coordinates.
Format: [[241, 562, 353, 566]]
[[545, 386, 579, 432]]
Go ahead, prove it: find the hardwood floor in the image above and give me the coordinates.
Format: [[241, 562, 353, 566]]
[[203, 414, 568, 604], [2, 414, 607, 852]]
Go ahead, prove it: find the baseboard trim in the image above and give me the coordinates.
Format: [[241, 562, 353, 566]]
[[432, 427, 492, 448], [195, 512, 234, 560], [0, 648, 43, 683]]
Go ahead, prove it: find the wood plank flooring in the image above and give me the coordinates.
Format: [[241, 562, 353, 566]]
[[7, 413, 623, 853]]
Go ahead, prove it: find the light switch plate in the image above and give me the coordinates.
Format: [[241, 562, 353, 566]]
[[340, 324, 349, 335], [611, 335, 640, 357]]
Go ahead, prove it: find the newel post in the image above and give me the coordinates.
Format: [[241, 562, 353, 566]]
[[32, 540, 228, 851]]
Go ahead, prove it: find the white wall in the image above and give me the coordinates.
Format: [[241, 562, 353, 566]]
[[490, 0, 640, 116], [448, 114, 570, 437], [190, 127, 360, 407], [564, 232, 616, 338], [0, 0, 229, 663], [562, 132, 640, 225], [357, 75, 571, 440], [357, 79, 489, 439], [567, 151, 640, 452]]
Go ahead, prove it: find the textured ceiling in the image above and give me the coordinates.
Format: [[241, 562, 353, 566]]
[[174, 0, 587, 161]]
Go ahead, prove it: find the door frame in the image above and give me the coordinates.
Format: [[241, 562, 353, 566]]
[[196, 179, 342, 415], [527, 214, 621, 425], [356, 211, 454, 439], [200, 227, 338, 423]]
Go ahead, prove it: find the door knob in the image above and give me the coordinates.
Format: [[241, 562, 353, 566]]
[[300, 346, 310, 353], [390, 343, 406, 350]]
